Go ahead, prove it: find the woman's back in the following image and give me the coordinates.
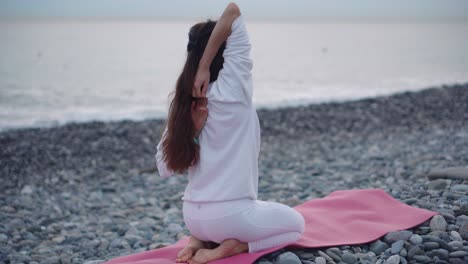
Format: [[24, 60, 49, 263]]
[[184, 14, 261, 202]]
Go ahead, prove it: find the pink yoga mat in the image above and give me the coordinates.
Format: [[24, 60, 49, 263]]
[[103, 188, 439, 264]]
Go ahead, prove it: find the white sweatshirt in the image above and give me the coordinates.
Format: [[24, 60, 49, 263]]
[[155, 15, 260, 202]]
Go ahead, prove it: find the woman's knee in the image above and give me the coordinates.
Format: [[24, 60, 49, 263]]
[[294, 210, 305, 234], [263, 202, 305, 234]]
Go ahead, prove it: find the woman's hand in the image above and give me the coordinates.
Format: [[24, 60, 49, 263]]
[[191, 97, 208, 137], [193, 67, 210, 98]]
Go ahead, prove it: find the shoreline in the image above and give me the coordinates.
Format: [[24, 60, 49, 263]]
[[1, 82, 466, 134], [0, 83, 467, 263]]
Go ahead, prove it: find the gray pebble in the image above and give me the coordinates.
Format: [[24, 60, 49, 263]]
[[317, 251, 334, 262], [448, 241, 463, 250], [423, 241, 440, 250], [82, 260, 105, 264], [409, 234, 423, 245], [400, 248, 407, 257], [298, 252, 315, 259], [407, 245, 425, 259], [399, 256, 408, 264], [427, 248, 450, 261], [167, 223, 183, 233], [325, 247, 342, 262], [385, 254, 400, 264], [412, 255, 431, 262], [391, 240, 404, 254], [341, 252, 356, 264], [0, 233, 8, 243], [315, 256, 326, 264], [449, 251, 468, 258], [20, 185, 34, 195], [274, 252, 301, 264], [430, 215, 448, 232], [426, 179, 449, 190], [450, 231, 463, 241], [448, 258, 467, 264], [44, 256, 61, 264], [383, 230, 413, 244], [370, 239, 389, 255], [450, 184, 468, 193], [459, 221, 468, 240]]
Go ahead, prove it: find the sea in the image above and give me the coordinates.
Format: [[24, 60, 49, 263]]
[[0, 18, 467, 131]]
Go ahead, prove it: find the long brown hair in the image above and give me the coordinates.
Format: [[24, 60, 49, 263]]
[[162, 19, 227, 174]]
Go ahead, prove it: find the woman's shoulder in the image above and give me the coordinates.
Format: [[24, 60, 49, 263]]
[[207, 76, 253, 106]]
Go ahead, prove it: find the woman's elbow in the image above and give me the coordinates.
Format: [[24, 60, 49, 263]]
[[226, 2, 241, 17]]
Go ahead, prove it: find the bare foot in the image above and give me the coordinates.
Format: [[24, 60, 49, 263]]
[[176, 236, 206, 263], [188, 239, 249, 264]]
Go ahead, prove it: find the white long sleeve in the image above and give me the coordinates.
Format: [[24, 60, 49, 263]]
[[182, 14, 261, 202], [154, 127, 174, 179]]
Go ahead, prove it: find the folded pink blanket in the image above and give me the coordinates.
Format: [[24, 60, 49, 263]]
[[103, 188, 438, 264]]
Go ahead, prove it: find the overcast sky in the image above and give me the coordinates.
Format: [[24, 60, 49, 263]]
[[1, 0, 468, 20]]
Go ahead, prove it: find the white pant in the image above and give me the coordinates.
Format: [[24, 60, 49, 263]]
[[182, 198, 305, 253]]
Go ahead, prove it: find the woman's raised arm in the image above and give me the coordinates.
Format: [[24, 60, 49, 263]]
[[193, 2, 241, 97]]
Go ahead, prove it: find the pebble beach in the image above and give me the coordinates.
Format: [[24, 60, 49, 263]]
[[1, 83, 467, 264]]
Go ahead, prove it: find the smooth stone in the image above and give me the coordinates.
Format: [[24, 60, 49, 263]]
[[430, 215, 448, 232], [274, 252, 301, 264], [317, 251, 334, 262], [83, 260, 105, 264], [391, 240, 405, 254], [426, 179, 450, 190], [315, 256, 327, 264], [407, 245, 425, 259], [449, 251, 468, 258], [8, 253, 32, 263], [451, 184, 468, 193], [458, 222, 468, 240], [383, 230, 413, 244], [424, 241, 440, 250], [403, 198, 418, 205], [448, 241, 463, 250], [51, 235, 66, 244], [325, 247, 342, 262], [422, 234, 444, 243], [412, 255, 431, 262], [385, 255, 400, 264], [148, 242, 170, 249], [400, 248, 407, 257], [20, 185, 34, 195], [1, 205, 16, 213], [456, 205, 468, 217], [400, 257, 408, 264], [167, 223, 183, 233], [409, 234, 423, 245], [427, 167, 468, 180], [298, 252, 315, 259], [109, 238, 131, 250], [448, 258, 467, 264], [370, 239, 389, 255], [355, 252, 371, 261], [449, 231, 463, 242], [341, 252, 356, 264], [428, 249, 450, 261], [0, 234, 8, 243]]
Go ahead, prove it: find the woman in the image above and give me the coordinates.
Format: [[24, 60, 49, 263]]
[[155, 3, 305, 264]]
